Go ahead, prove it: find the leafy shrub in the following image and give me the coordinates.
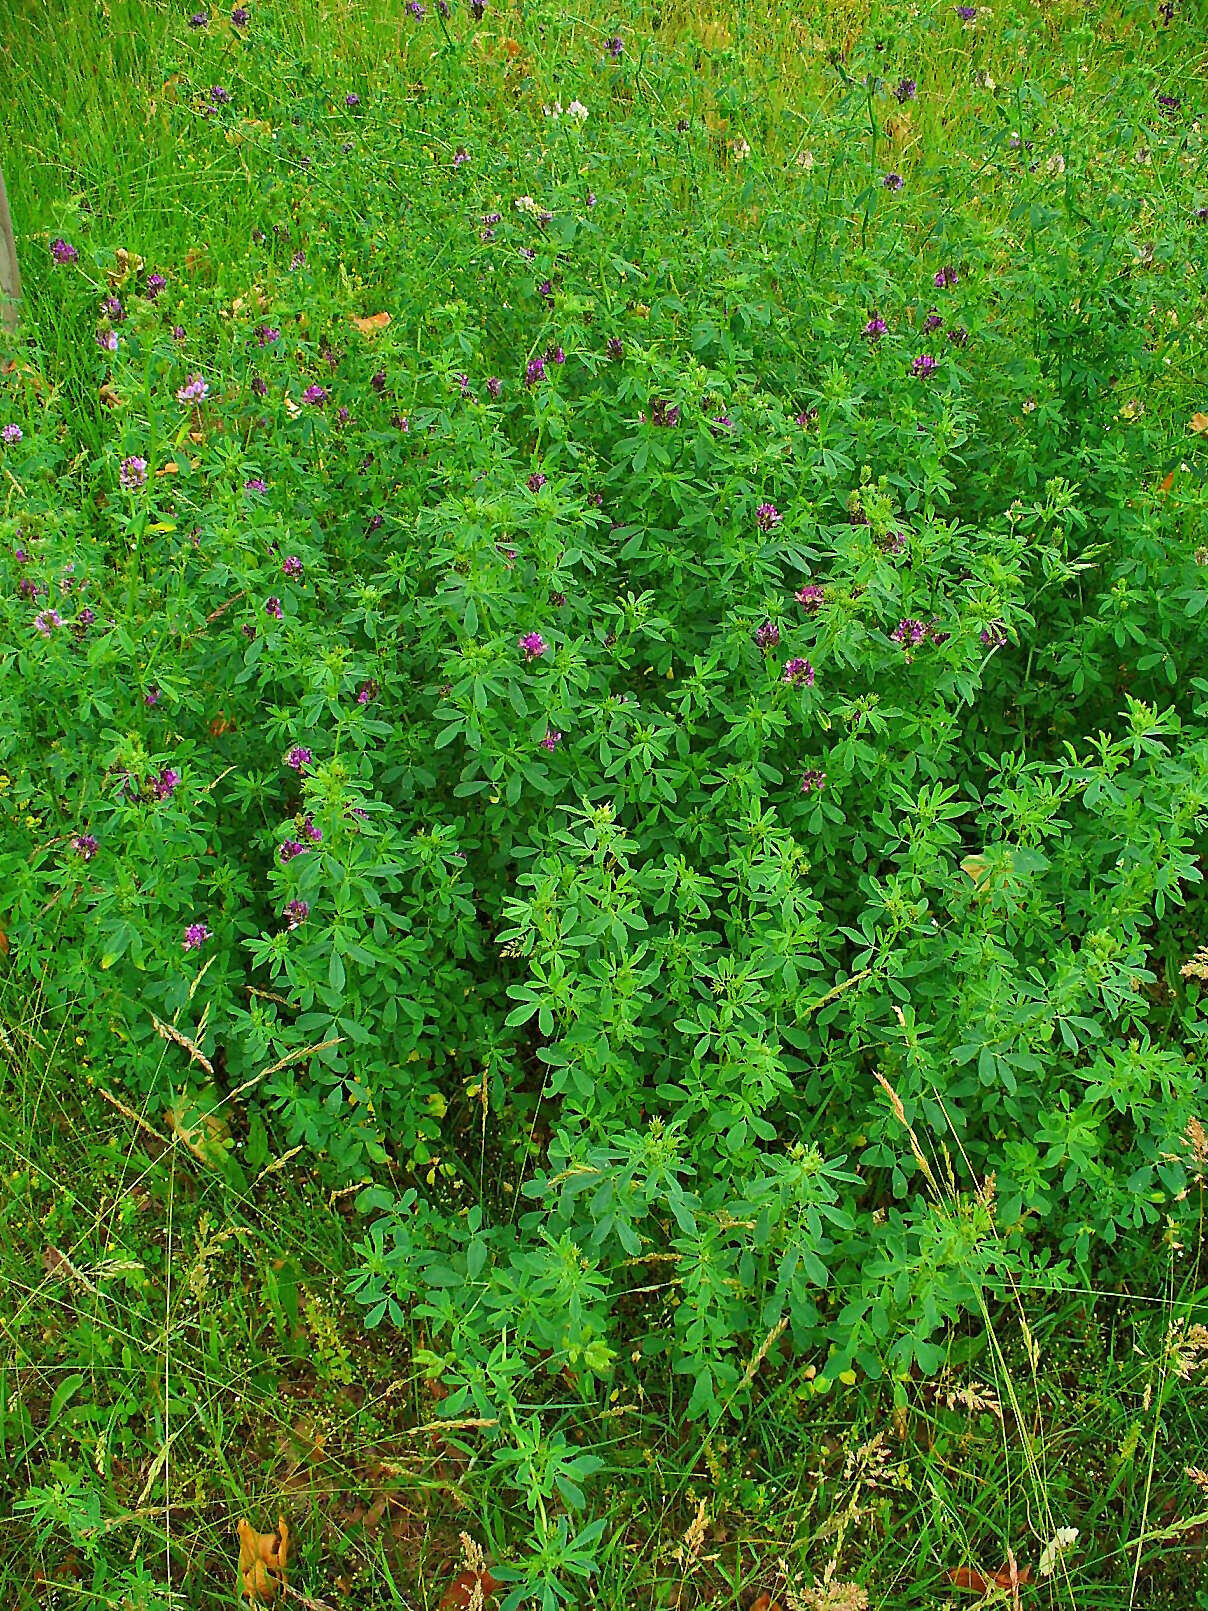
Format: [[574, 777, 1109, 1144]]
[[2, 0, 1206, 1481]]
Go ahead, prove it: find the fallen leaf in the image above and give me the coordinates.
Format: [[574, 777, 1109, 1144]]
[[1159, 469, 1175, 492], [350, 311, 391, 336], [750, 1597, 785, 1611], [99, 383, 122, 408], [209, 713, 237, 736], [1190, 413, 1208, 434], [439, 1568, 501, 1610], [155, 460, 179, 477], [946, 1563, 1032, 1593], [237, 1516, 289, 1602]]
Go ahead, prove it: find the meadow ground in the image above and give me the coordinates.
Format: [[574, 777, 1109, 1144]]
[[2, 0, 1208, 1606]]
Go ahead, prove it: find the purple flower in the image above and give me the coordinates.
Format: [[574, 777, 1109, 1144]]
[[265, 595, 283, 619], [183, 922, 211, 951], [955, 4, 977, 17], [1156, 92, 1181, 113], [172, 324, 186, 341], [284, 899, 309, 929], [711, 413, 733, 434], [546, 345, 566, 364], [754, 619, 780, 651], [153, 767, 181, 801], [231, 6, 250, 24], [891, 617, 927, 647], [538, 278, 554, 303], [783, 657, 815, 687], [946, 326, 969, 347], [145, 685, 161, 707], [177, 373, 209, 404], [586, 191, 597, 207], [469, 0, 485, 16], [927, 621, 951, 645], [541, 729, 562, 751], [883, 172, 904, 191], [519, 631, 547, 661], [286, 745, 312, 770], [525, 356, 546, 387], [366, 513, 383, 533], [345, 92, 361, 107], [981, 619, 1007, 647], [356, 679, 379, 704], [407, 0, 425, 15], [453, 147, 469, 166], [392, 412, 410, 431], [244, 477, 268, 492], [188, 10, 209, 25], [923, 310, 943, 332], [97, 330, 119, 353], [302, 383, 328, 405], [290, 250, 306, 270], [50, 238, 78, 265], [800, 769, 827, 794], [34, 609, 63, 635], [102, 294, 126, 322], [282, 554, 303, 578], [72, 833, 98, 860], [795, 583, 825, 613], [934, 265, 959, 288], [527, 471, 547, 493], [486, 376, 502, 398], [77, 607, 95, 627], [879, 530, 909, 557], [863, 315, 887, 340], [606, 336, 624, 360], [251, 375, 267, 397], [257, 324, 281, 345], [278, 838, 307, 862], [210, 84, 231, 104], [145, 272, 166, 298], [2, 424, 22, 445], [550, 590, 567, 607], [371, 369, 387, 393], [650, 399, 679, 427], [303, 815, 322, 843], [120, 455, 148, 489], [605, 35, 623, 56], [756, 502, 782, 531], [910, 353, 937, 377], [894, 78, 917, 102]]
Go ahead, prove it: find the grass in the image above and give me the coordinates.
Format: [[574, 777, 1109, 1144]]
[[2, 0, 1208, 1604]]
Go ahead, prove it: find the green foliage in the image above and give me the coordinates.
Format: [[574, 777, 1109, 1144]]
[[2, 0, 1208, 1598]]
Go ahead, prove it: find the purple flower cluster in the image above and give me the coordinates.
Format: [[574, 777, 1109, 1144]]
[[486, 376, 502, 398], [2, 423, 22, 445], [231, 6, 250, 25], [284, 899, 309, 929], [981, 619, 1007, 647], [286, 745, 312, 770], [796, 583, 825, 613], [756, 502, 782, 531], [120, 455, 148, 490], [282, 554, 303, 578], [800, 769, 827, 794], [50, 238, 78, 264], [183, 922, 211, 951], [782, 657, 815, 687], [910, 354, 937, 377], [883, 172, 904, 191], [650, 399, 680, 427], [519, 631, 547, 661], [265, 596, 283, 619], [152, 767, 181, 801], [145, 272, 166, 298], [863, 316, 887, 340], [527, 471, 547, 493], [934, 265, 959, 288], [72, 833, 98, 859], [302, 383, 328, 405], [540, 729, 562, 751], [524, 357, 545, 387], [894, 78, 917, 102], [177, 373, 209, 404], [891, 617, 928, 647], [754, 619, 780, 651]]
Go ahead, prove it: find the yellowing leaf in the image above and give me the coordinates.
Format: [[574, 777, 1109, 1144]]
[[165, 1086, 231, 1170], [350, 311, 391, 336], [236, 1517, 289, 1602], [1190, 413, 1208, 434]]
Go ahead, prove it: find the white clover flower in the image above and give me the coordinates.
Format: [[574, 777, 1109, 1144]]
[[796, 148, 816, 169], [566, 99, 589, 122], [732, 137, 751, 160], [542, 101, 563, 119], [514, 195, 542, 215]]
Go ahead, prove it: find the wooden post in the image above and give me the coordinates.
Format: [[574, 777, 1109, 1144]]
[[0, 164, 20, 330]]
